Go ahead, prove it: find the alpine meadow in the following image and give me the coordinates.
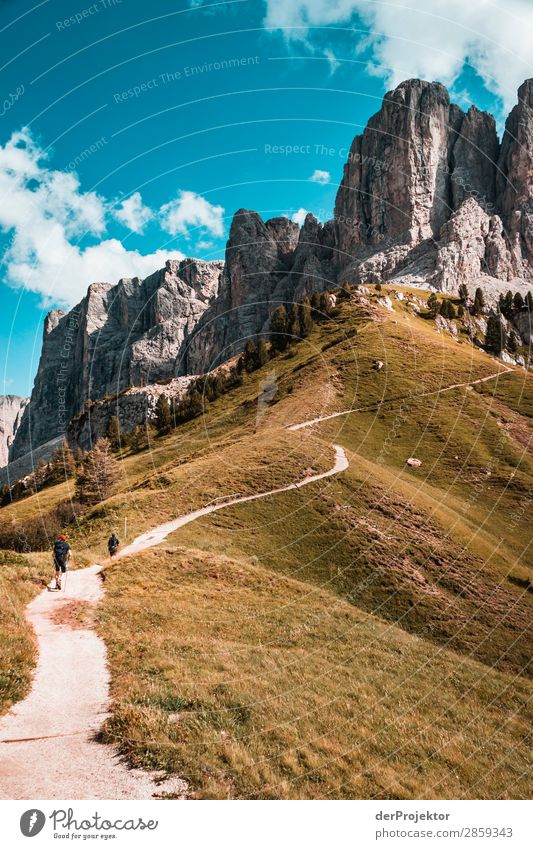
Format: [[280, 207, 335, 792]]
[[0, 1, 532, 814]]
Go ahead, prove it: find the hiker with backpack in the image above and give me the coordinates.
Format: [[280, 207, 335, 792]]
[[107, 532, 120, 558], [52, 534, 72, 591]]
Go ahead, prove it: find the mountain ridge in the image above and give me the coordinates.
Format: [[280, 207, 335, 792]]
[[3, 75, 533, 469]]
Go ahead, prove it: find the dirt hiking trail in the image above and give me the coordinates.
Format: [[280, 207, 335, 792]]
[[0, 363, 512, 799], [0, 444, 348, 799], [0, 565, 187, 799]]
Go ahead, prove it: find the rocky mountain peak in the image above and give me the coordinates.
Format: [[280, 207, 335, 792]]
[[334, 77, 496, 256], [3, 76, 533, 477], [44, 309, 66, 334], [9, 257, 224, 465]]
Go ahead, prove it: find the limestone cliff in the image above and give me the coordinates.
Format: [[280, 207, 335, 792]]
[[4, 77, 533, 470], [0, 396, 29, 467], [10, 258, 222, 462]]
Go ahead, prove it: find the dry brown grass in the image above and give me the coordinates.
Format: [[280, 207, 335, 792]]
[[3, 293, 532, 798], [98, 546, 533, 799], [0, 550, 50, 714]]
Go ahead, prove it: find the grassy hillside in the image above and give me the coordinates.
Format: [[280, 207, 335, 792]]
[[2, 285, 532, 797], [98, 545, 532, 799]]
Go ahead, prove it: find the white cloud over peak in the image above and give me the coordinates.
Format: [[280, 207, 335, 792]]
[[309, 169, 331, 184], [264, 0, 533, 112], [291, 207, 309, 226], [160, 190, 225, 239], [113, 192, 153, 233], [0, 130, 228, 308]]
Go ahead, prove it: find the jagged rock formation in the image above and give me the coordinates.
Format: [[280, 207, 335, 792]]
[[335, 79, 467, 251], [0, 396, 29, 467], [433, 199, 515, 292], [3, 77, 533, 471], [185, 211, 335, 373], [10, 258, 222, 462], [183, 210, 295, 373], [496, 79, 533, 278], [66, 377, 194, 451], [335, 78, 533, 292]]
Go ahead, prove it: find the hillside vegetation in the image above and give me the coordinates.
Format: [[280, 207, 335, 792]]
[[1, 285, 532, 798]]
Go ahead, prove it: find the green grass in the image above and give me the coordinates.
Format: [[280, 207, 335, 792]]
[[175, 458, 532, 679]]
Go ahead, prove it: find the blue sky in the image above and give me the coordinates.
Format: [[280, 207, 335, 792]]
[[1, 0, 532, 396]]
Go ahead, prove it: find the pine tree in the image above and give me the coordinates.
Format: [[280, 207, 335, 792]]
[[457, 303, 465, 318], [257, 338, 269, 367], [526, 291, 533, 312], [485, 315, 504, 354], [439, 299, 449, 317], [299, 298, 313, 337], [427, 292, 439, 317], [187, 389, 204, 419], [458, 283, 468, 302], [502, 290, 513, 318], [339, 281, 351, 300], [507, 330, 519, 353], [288, 303, 301, 339], [319, 292, 333, 317], [270, 305, 289, 352], [243, 340, 258, 373], [473, 287, 485, 315], [54, 440, 76, 479], [0, 484, 11, 507], [212, 372, 227, 397], [513, 291, 525, 311], [106, 415, 121, 450], [128, 425, 148, 454], [34, 457, 49, 490], [203, 375, 216, 402], [75, 437, 119, 504], [155, 395, 171, 435], [310, 291, 321, 320]]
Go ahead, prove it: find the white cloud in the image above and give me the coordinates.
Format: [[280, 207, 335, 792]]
[[291, 207, 309, 226], [160, 190, 225, 239], [113, 192, 153, 233], [324, 47, 340, 75], [0, 129, 186, 307], [309, 169, 331, 184], [264, 0, 533, 112]]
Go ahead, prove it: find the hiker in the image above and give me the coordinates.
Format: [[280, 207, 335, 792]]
[[107, 532, 120, 558], [52, 534, 71, 590]]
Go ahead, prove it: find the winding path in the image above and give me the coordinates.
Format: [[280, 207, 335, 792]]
[[121, 443, 348, 556], [288, 366, 512, 431], [0, 443, 348, 800], [0, 363, 514, 799]]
